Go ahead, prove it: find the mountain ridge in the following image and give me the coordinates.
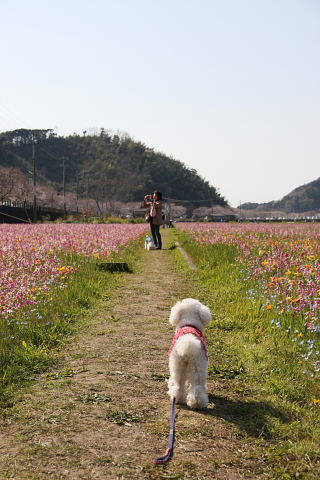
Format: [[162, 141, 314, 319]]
[[0, 128, 227, 208], [239, 177, 320, 213]]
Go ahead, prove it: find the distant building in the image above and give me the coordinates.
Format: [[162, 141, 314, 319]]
[[132, 208, 147, 219], [204, 214, 238, 222]]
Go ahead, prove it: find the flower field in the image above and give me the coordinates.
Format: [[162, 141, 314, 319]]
[[177, 222, 320, 376], [0, 224, 147, 318]]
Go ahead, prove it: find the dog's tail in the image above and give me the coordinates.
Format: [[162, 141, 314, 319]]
[[174, 334, 204, 359]]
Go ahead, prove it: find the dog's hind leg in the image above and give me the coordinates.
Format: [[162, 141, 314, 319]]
[[186, 361, 208, 409], [168, 357, 187, 404], [186, 383, 208, 409]]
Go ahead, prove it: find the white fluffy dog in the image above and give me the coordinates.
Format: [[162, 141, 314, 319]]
[[168, 298, 212, 409], [145, 235, 156, 250]]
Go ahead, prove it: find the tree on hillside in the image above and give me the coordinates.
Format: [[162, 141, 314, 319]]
[[0, 168, 30, 202], [0, 170, 15, 201], [0, 128, 228, 208]]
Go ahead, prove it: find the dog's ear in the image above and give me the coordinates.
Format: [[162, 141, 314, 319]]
[[169, 301, 183, 326], [198, 302, 212, 326]]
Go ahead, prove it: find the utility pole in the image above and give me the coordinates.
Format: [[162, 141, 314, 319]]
[[76, 172, 79, 217], [85, 173, 89, 212], [62, 157, 66, 215], [165, 197, 171, 226], [32, 136, 37, 223]]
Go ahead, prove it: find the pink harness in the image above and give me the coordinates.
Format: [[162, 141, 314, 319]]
[[169, 325, 208, 359]]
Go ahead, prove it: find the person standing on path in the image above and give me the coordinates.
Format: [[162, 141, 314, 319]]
[[143, 190, 164, 249]]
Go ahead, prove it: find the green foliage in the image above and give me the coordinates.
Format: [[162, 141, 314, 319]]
[[150, 373, 170, 381], [106, 410, 143, 425], [78, 393, 112, 404], [0, 128, 227, 206]]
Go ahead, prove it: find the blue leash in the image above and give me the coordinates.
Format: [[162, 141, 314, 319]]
[[153, 397, 176, 464]]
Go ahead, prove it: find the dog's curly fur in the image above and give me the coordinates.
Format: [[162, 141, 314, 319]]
[[168, 298, 212, 409]]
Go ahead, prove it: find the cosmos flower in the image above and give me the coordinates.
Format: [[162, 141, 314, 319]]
[[0, 224, 148, 318]]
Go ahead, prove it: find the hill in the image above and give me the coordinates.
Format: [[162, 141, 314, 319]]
[[239, 178, 320, 213], [0, 128, 227, 208]]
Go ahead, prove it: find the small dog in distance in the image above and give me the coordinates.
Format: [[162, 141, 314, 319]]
[[145, 235, 156, 250]]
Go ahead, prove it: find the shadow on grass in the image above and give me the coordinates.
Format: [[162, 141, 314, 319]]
[[197, 393, 293, 439]]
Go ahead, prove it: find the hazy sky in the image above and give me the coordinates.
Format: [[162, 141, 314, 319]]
[[1, 0, 319, 207]]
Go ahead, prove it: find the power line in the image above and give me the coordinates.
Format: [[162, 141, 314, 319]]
[[166, 197, 227, 204]]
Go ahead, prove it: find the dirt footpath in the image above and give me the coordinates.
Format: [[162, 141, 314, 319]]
[[0, 230, 267, 480]]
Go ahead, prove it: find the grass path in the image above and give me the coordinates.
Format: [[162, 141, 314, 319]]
[[0, 230, 269, 480]]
